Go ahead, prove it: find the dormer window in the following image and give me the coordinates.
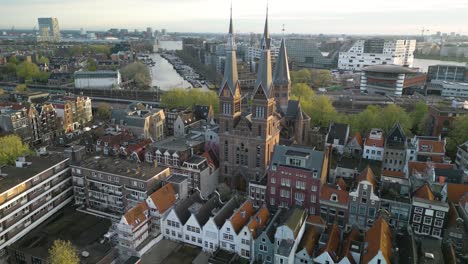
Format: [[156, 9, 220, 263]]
[[331, 194, 338, 202]]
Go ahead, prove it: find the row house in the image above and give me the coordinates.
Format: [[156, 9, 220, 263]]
[[71, 154, 171, 219], [406, 161, 455, 182], [116, 202, 150, 257], [361, 217, 393, 264], [314, 223, 341, 264], [320, 184, 350, 227], [0, 107, 30, 142], [363, 128, 385, 161], [219, 200, 256, 254], [0, 154, 72, 252], [145, 183, 178, 236], [410, 183, 449, 239], [379, 175, 412, 230], [383, 123, 407, 172], [411, 135, 448, 163], [176, 154, 219, 198], [267, 145, 327, 215], [274, 208, 308, 264], [27, 104, 62, 145], [294, 224, 320, 264], [348, 167, 381, 229], [165, 108, 195, 136], [325, 122, 350, 155], [338, 228, 363, 264], [237, 206, 270, 260], [184, 195, 222, 248], [162, 191, 204, 242], [456, 141, 468, 172], [254, 209, 287, 264], [96, 132, 134, 156], [120, 139, 153, 162], [202, 196, 244, 253], [51, 96, 92, 132], [344, 132, 364, 158]]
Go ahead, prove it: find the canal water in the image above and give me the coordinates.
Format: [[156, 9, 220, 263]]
[[149, 53, 192, 90]]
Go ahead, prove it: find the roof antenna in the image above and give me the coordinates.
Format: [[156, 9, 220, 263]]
[[282, 24, 286, 37]]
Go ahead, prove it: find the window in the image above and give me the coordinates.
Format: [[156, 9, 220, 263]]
[[434, 218, 443, 227], [260, 244, 268, 252], [421, 225, 430, 234], [414, 207, 423, 214], [423, 216, 432, 225], [270, 198, 275, 205], [270, 177, 276, 184], [368, 208, 376, 217], [359, 206, 366, 216], [296, 181, 305, 190], [413, 214, 422, 223], [270, 187, 275, 195], [412, 223, 420, 232], [436, 211, 445, 218], [311, 186, 317, 192], [350, 205, 357, 214], [330, 193, 338, 202], [432, 228, 441, 237], [311, 195, 316, 203]]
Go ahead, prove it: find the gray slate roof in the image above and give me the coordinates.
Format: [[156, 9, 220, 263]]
[[174, 191, 204, 225], [213, 196, 244, 228], [273, 38, 291, 86], [195, 195, 223, 227], [271, 144, 325, 171]]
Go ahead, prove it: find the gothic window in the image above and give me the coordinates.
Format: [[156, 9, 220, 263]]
[[256, 146, 261, 167], [224, 141, 228, 161], [258, 125, 262, 137]]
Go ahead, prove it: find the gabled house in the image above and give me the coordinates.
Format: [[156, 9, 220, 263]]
[[116, 202, 150, 256], [383, 123, 407, 172], [363, 128, 385, 161], [202, 196, 244, 253], [254, 208, 287, 264], [294, 225, 320, 264], [237, 206, 270, 260], [410, 183, 449, 239], [183, 194, 222, 247], [325, 122, 350, 155], [314, 223, 341, 264], [348, 167, 381, 229], [219, 200, 256, 253], [320, 184, 350, 227], [162, 191, 204, 242], [96, 132, 134, 156], [145, 183, 178, 236], [361, 217, 393, 264], [274, 208, 308, 264], [344, 132, 364, 158], [121, 139, 153, 162], [411, 136, 448, 163], [338, 228, 363, 264], [444, 202, 468, 260]]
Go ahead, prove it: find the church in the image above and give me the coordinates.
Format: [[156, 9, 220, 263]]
[[218, 7, 311, 190]]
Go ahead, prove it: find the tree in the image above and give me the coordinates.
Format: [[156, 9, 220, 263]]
[[8, 56, 19, 65], [380, 104, 412, 133], [96, 103, 112, 121], [309, 69, 333, 88], [0, 135, 33, 165], [48, 240, 79, 264], [16, 61, 40, 81], [38, 56, 50, 64], [290, 69, 311, 85], [15, 84, 28, 92], [161, 89, 219, 113], [86, 58, 97, 71], [308, 95, 338, 127], [290, 83, 316, 100], [447, 115, 468, 158], [410, 101, 429, 133], [120, 62, 151, 89]]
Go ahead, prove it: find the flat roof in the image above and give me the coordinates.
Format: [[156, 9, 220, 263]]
[[152, 135, 204, 152], [363, 64, 419, 74], [0, 153, 68, 195], [10, 206, 113, 264], [73, 155, 168, 181], [166, 174, 188, 184]]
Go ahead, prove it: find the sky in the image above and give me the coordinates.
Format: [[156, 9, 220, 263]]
[[1, 0, 468, 35]]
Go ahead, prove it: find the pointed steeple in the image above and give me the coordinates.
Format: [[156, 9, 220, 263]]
[[261, 4, 271, 50], [253, 5, 273, 99], [219, 5, 239, 97], [273, 38, 290, 86]]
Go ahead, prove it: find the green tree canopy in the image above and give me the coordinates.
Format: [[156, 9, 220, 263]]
[[16, 61, 40, 81], [291, 83, 316, 100], [121, 62, 151, 90], [86, 58, 97, 71], [309, 69, 333, 88], [291, 69, 311, 85], [0, 135, 33, 165], [48, 240, 79, 264], [96, 103, 112, 121], [15, 84, 29, 92], [447, 115, 468, 157], [8, 56, 19, 65], [308, 95, 338, 127], [410, 101, 429, 133], [161, 88, 219, 113], [38, 56, 50, 64]]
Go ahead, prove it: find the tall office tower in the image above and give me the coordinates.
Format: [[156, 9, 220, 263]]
[[37, 17, 61, 42]]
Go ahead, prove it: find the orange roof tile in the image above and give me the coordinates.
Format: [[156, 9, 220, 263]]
[[413, 183, 435, 201], [407, 161, 455, 177], [418, 139, 445, 153], [125, 138, 153, 154], [247, 206, 270, 239], [148, 183, 177, 214], [447, 202, 460, 226], [230, 200, 255, 233], [320, 185, 350, 204], [298, 226, 320, 256], [382, 170, 405, 178], [124, 202, 149, 229], [318, 224, 340, 258], [446, 183, 468, 203], [336, 178, 347, 191], [362, 217, 392, 264], [357, 166, 377, 187], [340, 228, 361, 264], [351, 132, 364, 147]]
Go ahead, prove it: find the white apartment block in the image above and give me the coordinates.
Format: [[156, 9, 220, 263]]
[[338, 39, 416, 71], [0, 154, 72, 251]]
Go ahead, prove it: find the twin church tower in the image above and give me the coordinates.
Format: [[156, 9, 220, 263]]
[[218, 7, 309, 189]]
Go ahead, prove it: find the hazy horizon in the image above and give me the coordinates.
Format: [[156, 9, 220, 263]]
[[1, 0, 467, 35]]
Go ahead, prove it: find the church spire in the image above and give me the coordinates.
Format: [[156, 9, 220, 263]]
[[253, 5, 273, 100], [219, 4, 239, 97], [273, 38, 290, 86], [261, 3, 271, 50]]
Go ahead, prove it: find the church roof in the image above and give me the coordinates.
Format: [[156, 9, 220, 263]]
[[273, 38, 290, 86], [219, 6, 239, 97], [253, 7, 273, 99]]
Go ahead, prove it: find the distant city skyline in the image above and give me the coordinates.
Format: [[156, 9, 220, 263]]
[[1, 0, 467, 35]]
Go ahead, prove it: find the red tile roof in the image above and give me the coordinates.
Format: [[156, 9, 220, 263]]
[[247, 206, 270, 239], [446, 183, 468, 203], [413, 183, 435, 201], [418, 139, 445, 153], [340, 228, 361, 264], [318, 223, 340, 259], [124, 202, 149, 229], [336, 178, 347, 191], [348, 132, 364, 147], [307, 215, 326, 226], [320, 184, 349, 204], [98, 133, 133, 148], [148, 183, 177, 214], [357, 166, 377, 187], [365, 137, 385, 148], [125, 138, 153, 154], [407, 161, 455, 177], [298, 226, 320, 256], [362, 217, 392, 264], [230, 200, 255, 234], [382, 170, 405, 178]]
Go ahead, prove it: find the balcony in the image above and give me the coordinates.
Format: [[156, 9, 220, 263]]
[[126, 194, 146, 202]]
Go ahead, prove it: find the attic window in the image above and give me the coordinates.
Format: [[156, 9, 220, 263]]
[[331, 194, 338, 202]]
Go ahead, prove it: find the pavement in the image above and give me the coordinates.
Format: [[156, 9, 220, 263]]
[[141, 239, 203, 264]]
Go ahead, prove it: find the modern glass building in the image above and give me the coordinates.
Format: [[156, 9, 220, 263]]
[[37, 17, 61, 42]]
